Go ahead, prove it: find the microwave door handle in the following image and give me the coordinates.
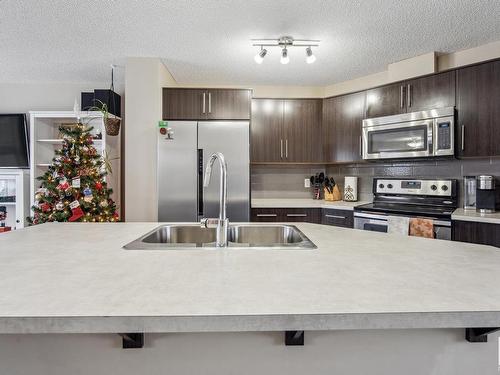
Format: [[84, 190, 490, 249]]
[[428, 121, 434, 155]]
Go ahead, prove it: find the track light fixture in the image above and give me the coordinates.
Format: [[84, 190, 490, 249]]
[[280, 48, 289, 65], [254, 46, 267, 64], [305, 47, 316, 64], [252, 36, 319, 65]]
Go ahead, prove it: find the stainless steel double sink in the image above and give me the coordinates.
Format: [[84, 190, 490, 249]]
[[123, 224, 316, 250]]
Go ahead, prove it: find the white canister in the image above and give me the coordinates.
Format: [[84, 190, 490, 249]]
[[344, 176, 358, 202]]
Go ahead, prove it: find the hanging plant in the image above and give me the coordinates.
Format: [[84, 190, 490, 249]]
[[90, 99, 121, 136]]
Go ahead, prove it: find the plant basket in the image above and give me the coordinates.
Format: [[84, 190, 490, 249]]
[[105, 117, 121, 136]]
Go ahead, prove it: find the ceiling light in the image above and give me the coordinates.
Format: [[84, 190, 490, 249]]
[[306, 47, 316, 64], [280, 48, 289, 65], [254, 47, 267, 64], [251, 36, 319, 65]]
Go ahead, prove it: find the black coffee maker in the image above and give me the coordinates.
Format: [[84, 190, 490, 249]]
[[476, 176, 499, 213]]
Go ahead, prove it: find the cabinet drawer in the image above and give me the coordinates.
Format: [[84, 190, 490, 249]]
[[322, 209, 354, 228], [283, 208, 321, 223], [251, 208, 321, 223], [251, 208, 282, 222]]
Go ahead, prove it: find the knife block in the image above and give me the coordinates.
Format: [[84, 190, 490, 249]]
[[324, 186, 342, 201]]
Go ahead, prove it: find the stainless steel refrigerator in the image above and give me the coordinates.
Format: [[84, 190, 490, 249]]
[[158, 121, 250, 222]]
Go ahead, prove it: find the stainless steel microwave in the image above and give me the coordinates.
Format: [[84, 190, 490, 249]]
[[362, 107, 455, 160]]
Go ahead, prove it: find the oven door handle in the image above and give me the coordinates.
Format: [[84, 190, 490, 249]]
[[354, 212, 387, 221], [433, 220, 451, 227], [355, 212, 451, 227]]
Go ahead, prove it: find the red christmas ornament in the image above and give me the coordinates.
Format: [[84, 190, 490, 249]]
[[40, 202, 51, 212], [95, 181, 103, 190], [57, 179, 70, 191]]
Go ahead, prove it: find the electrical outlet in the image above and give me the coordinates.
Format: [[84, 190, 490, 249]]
[[304, 178, 310, 188]]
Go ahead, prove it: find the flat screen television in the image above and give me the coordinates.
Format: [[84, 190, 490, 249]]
[[0, 114, 29, 168]]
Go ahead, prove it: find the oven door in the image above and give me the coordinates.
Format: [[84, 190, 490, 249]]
[[353, 212, 388, 233], [353, 212, 452, 240], [362, 120, 434, 160]]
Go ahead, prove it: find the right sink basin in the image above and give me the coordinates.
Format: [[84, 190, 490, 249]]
[[227, 224, 316, 249]]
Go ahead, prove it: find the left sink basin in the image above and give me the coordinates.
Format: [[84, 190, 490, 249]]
[[124, 225, 217, 249]]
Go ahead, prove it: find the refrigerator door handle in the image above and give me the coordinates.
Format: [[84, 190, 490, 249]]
[[198, 149, 204, 216]]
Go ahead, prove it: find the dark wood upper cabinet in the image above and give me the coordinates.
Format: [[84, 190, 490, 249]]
[[364, 83, 405, 118], [283, 99, 323, 162], [323, 92, 365, 163], [162, 88, 206, 120], [251, 98, 323, 163], [206, 89, 251, 120], [457, 60, 500, 157], [250, 99, 284, 162], [364, 71, 455, 118], [406, 71, 455, 112], [163, 88, 251, 120]]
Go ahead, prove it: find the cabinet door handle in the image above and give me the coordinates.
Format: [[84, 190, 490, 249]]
[[461, 125, 465, 151], [400, 85, 404, 108], [359, 136, 362, 156], [257, 214, 277, 217], [280, 139, 283, 159], [202, 92, 206, 114], [325, 214, 346, 219], [287, 213, 307, 217], [285, 139, 288, 158], [208, 92, 212, 113], [407, 84, 411, 107]]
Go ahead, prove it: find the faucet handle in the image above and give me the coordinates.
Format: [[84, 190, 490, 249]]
[[200, 218, 219, 228]]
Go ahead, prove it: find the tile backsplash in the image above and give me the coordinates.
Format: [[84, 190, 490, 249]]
[[251, 165, 325, 199], [252, 158, 500, 205]]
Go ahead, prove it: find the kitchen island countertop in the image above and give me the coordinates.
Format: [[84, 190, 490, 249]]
[[0, 222, 499, 334]]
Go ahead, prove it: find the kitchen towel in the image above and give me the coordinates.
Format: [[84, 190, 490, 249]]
[[387, 215, 410, 236], [409, 218, 435, 238]]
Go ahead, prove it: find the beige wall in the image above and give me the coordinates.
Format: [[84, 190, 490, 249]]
[[0, 82, 107, 113], [124, 57, 175, 221]]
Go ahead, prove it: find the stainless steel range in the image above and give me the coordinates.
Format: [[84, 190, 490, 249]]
[[354, 178, 458, 240]]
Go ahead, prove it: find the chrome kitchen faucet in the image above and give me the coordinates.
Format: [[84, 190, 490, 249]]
[[200, 152, 229, 247]]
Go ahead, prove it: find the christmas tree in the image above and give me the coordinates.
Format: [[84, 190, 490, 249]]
[[29, 123, 119, 224]]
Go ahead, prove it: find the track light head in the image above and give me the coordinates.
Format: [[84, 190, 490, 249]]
[[254, 47, 267, 64], [280, 48, 289, 65], [306, 47, 316, 64]]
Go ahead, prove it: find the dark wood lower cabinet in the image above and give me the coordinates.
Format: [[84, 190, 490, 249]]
[[322, 209, 354, 228], [251, 208, 354, 228], [251, 208, 321, 224], [452, 220, 500, 248]]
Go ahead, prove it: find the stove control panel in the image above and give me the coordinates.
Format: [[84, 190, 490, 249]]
[[375, 179, 453, 196]]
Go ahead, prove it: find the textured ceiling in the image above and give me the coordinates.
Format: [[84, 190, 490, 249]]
[[1, 0, 500, 86]]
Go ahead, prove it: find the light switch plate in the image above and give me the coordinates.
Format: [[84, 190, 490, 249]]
[[304, 178, 310, 188]]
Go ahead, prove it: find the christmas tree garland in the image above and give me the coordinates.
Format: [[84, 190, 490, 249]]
[[29, 123, 119, 224]]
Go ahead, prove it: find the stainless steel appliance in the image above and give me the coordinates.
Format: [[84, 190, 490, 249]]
[[362, 107, 454, 160], [463, 176, 476, 210], [354, 178, 458, 240], [158, 121, 249, 222], [476, 175, 497, 214]]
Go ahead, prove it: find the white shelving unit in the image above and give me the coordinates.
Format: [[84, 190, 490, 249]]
[[29, 111, 121, 215], [0, 169, 29, 230]]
